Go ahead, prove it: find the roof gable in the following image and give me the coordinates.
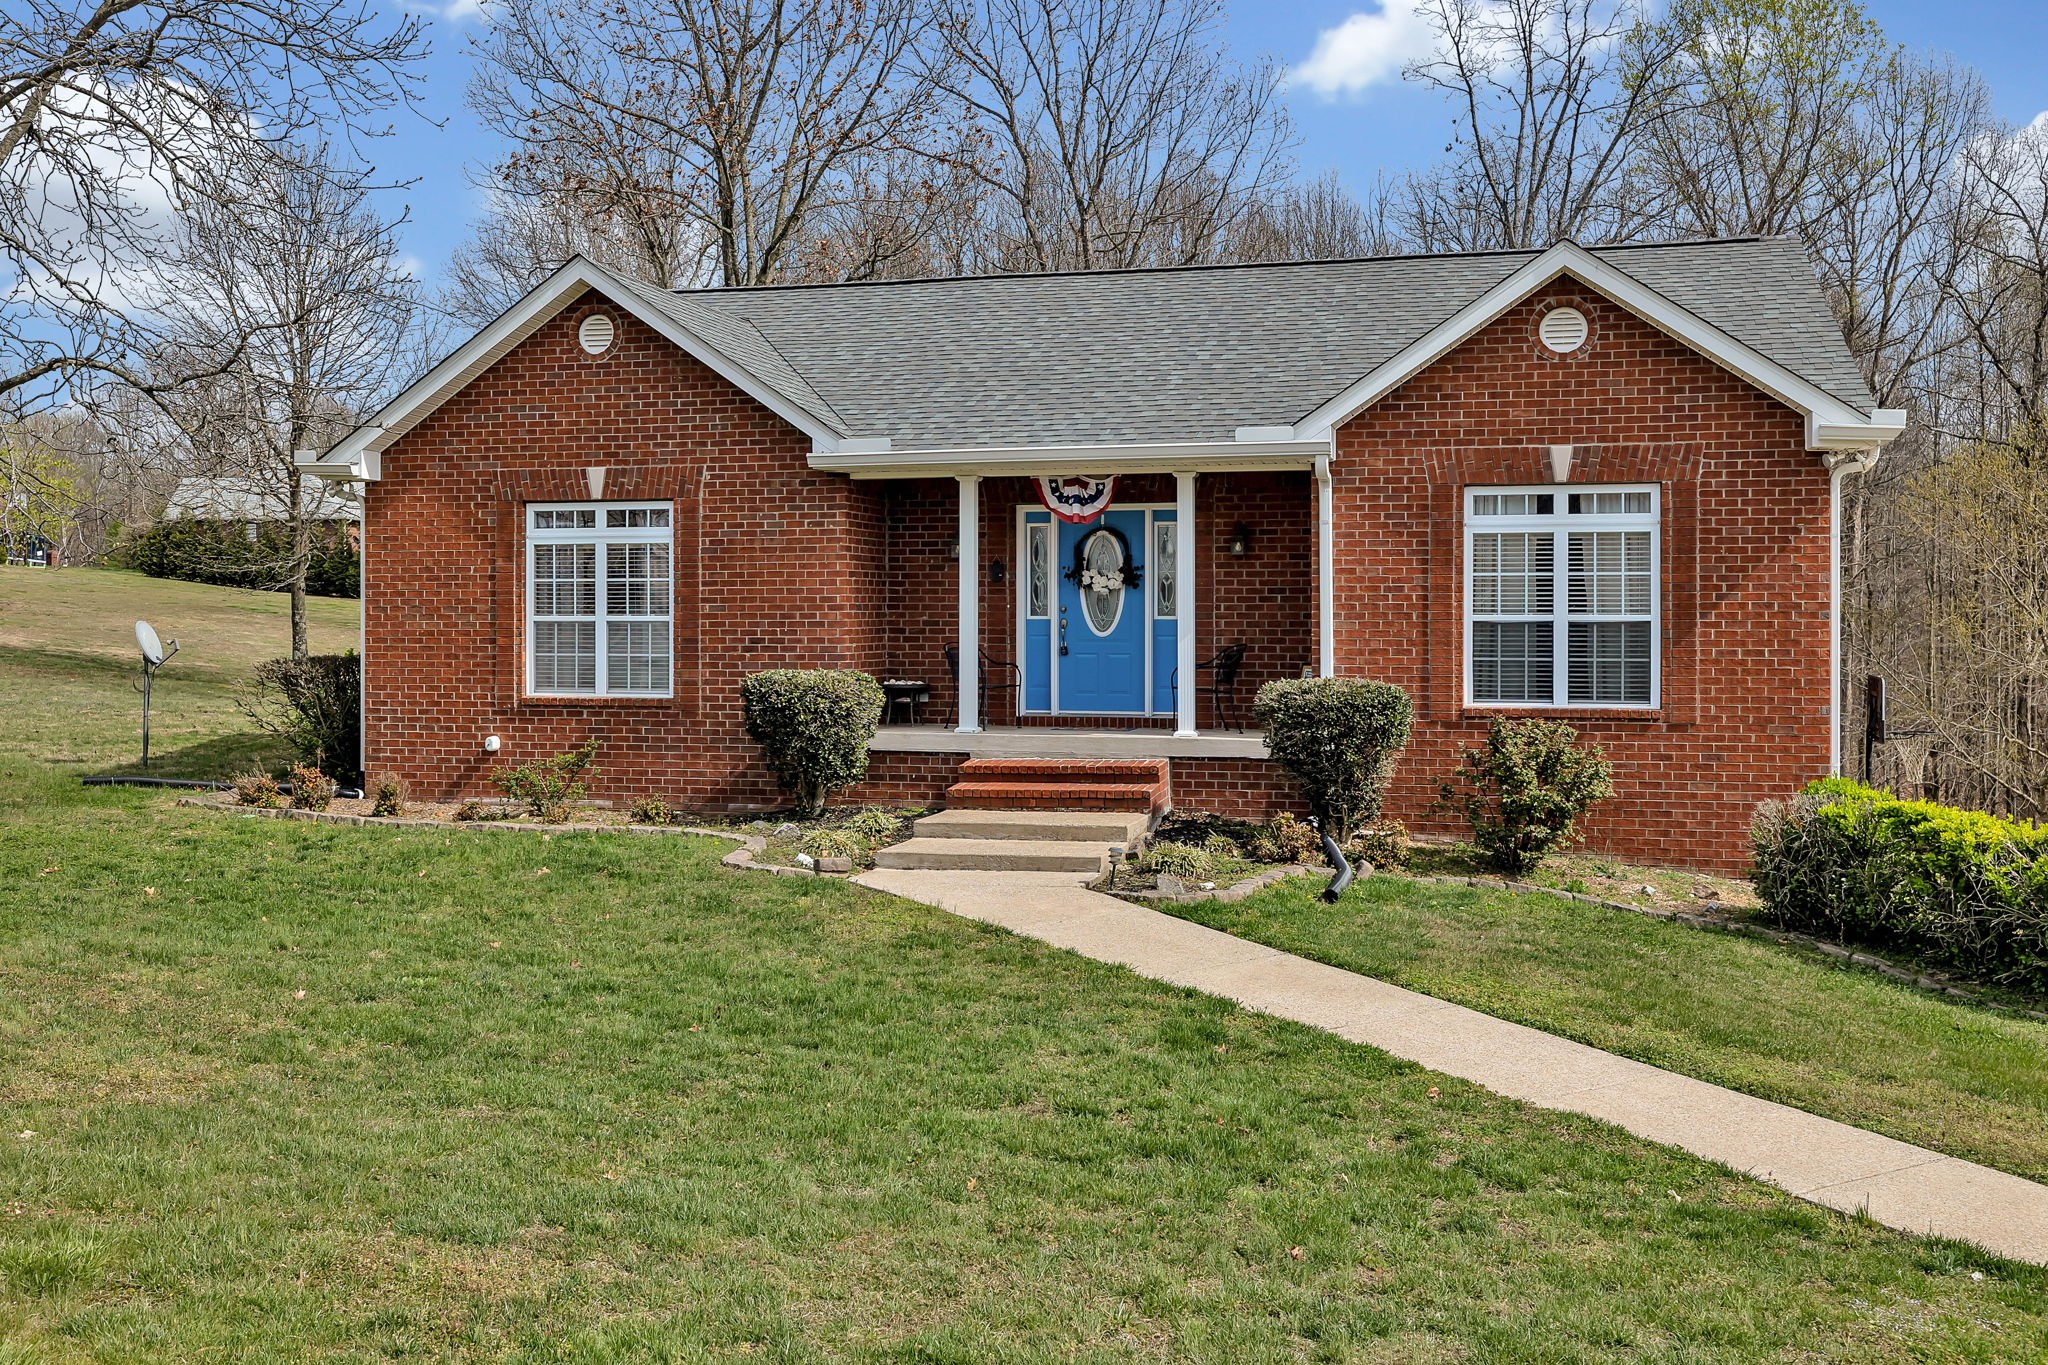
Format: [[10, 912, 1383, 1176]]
[[302, 259, 849, 482], [1290, 240, 1897, 452]]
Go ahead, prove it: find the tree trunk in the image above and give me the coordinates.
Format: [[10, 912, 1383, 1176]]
[[290, 511, 311, 661]]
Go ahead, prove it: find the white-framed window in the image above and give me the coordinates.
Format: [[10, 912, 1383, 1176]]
[[526, 502, 673, 697], [1465, 485, 1658, 709]]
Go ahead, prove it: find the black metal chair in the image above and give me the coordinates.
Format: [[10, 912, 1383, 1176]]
[[944, 644, 1022, 726], [1169, 642, 1250, 732]]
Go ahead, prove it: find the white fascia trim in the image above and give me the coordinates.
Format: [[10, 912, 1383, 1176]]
[[319, 257, 843, 482], [1292, 241, 1900, 456], [296, 449, 373, 482], [808, 437, 1328, 480]]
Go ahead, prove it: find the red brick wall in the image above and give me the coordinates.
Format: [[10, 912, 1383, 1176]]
[[1332, 286, 1832, 869], [361, 286, 888, 812]]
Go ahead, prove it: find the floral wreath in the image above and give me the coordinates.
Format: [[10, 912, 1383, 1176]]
[[1062, 525, 1143, 592]]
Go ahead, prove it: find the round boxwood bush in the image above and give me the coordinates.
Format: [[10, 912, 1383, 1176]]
[[740, 670, 886, 817], [1252, 677, 1414, 843]]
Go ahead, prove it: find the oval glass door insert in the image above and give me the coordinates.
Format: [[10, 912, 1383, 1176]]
[[1079, 529, 1126, 635]]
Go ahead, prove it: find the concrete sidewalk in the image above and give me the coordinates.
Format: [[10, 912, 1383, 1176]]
[[857, 867, 2048, 1266]]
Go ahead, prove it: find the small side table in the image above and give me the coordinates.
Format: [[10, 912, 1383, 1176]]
[[881, 678, 930, 726]]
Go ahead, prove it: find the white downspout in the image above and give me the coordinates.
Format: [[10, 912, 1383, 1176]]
[[1315, 451, 1335, 678]]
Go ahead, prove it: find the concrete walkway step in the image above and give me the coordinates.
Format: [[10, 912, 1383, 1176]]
[[872, 837, 1109, 873], [913, 808, 1150, 844], [855, 866, 2048, 1267]]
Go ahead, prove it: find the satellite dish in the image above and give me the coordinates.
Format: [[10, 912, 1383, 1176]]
[[136, 620, 165, 667]]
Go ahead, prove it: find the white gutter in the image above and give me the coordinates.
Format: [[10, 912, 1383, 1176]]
[[808, 437, 1326, 480]]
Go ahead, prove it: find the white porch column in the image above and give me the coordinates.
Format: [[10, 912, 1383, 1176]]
[[1315, 452, 1335, 677], [1175, 471, 1198, 737], [956, 475, 982, 733]]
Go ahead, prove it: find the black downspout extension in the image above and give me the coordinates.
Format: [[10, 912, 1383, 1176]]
[[1314, 816, 1354, 903]]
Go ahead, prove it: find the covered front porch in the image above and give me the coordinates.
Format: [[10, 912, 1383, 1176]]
[[861, 456, 1334, 744]]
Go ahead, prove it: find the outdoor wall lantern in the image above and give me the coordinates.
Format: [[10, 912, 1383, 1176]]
[[1228, 522, 1253, 557], [990, 558, 1006, 584]]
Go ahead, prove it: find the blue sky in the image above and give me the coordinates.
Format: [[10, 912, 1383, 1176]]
[[373, 1, 2048, 291]]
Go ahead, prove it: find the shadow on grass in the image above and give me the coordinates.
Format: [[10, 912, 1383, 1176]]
[[90, 731, 289, 783]]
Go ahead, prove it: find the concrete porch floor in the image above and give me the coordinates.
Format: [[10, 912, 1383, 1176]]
[[870, 724, 1270, 760]]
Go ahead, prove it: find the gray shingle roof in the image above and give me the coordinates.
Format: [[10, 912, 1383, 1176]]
[[672, 236, 1874, 448], [162, 474, 360, 523]]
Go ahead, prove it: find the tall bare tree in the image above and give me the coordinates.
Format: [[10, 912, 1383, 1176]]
[[1399, 0, 1680, 250], [935, 0, 1294, 272], [467, 0, 959, 288], [0, 0, 426, 408], [144, 141, 421, 658]]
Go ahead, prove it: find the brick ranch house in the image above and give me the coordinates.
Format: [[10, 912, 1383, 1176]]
[[300, 236, 1902, 870]]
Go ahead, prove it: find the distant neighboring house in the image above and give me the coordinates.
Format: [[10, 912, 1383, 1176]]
[[3, 532, 59, 567], [301, 236, 1904, 870], [161, 475, 361, 544]]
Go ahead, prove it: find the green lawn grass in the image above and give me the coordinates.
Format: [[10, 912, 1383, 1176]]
[[0, 565, 357, 779], [1162, 873, 2048, 1185], [2, 570, 2047, 1359]]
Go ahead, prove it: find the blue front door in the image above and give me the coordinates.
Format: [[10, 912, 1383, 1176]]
[[1057, 510, 1147, 714]]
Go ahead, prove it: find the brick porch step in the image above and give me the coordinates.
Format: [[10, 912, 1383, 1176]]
[[944, 758, 1168, 814], [945, 781, 1162, 811]]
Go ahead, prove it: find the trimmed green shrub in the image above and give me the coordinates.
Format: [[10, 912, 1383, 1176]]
[[494, 741, 598, 823], [740, 670, 885, 818], [1252, 678, 1414, 843], [1437, 717, 1614, 876], [237, 654, 361, 781], [287, 763, 335, 811], [117, 518, 359, 597], [233, 772, 284, 808], [1752, 779, 2048, 992]]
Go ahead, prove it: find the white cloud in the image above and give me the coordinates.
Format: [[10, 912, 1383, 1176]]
[[1291, 4, 1439, 99], [442, 0, 487, 21]]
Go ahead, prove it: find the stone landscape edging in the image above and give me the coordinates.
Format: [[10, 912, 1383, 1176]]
[[1115, 863, 1322, 904]]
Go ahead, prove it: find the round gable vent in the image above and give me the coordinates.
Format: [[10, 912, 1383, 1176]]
[[1539, 306, 1589, 353], [578, 313, 616, 355]]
